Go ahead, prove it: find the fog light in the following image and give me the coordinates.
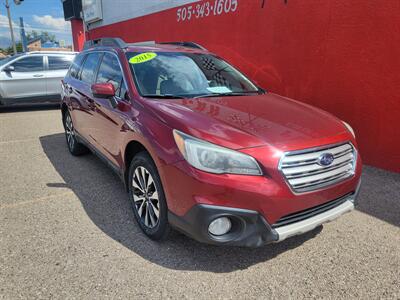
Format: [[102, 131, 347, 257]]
[[208, 217, 232, 236]]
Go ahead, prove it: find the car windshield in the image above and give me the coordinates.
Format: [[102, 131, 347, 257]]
[[126, 51, 261, 98]]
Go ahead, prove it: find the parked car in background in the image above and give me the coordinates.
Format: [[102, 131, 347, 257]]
[[61, 38, 362, 247], [0, 51, 76, 106]]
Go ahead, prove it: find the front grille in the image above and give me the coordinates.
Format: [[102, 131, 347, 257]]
[[280, 143, 356, 193], [272, 193, 352, 228]]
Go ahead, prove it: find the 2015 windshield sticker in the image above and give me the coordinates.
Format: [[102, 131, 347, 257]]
[[129, 52, 157, 64]]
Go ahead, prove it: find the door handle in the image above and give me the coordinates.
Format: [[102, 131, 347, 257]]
[[33, 74, 44, 78], [86, 97, 96, 109]]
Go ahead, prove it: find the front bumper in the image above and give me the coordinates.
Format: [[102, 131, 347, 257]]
[[274, 195, 354, 242], [169, 180, 361, 247]]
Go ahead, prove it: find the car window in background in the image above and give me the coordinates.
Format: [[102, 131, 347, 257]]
[[11, 56, 44, 72], [0, 54, 23, 66], [96, 53, 127, 98], [126, 52, 259, 98], [69, 54, 85, 79], [80, 52, 102, 84], [48, 55, 74, 70]]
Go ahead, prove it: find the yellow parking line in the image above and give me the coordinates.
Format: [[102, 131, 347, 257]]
[[0, 191, 74, 210]]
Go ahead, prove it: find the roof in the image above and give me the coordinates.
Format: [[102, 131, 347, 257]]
[[27, 37, 42, 45]]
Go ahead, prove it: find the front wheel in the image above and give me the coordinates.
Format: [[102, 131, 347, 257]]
[[128, 152, 170, 240]]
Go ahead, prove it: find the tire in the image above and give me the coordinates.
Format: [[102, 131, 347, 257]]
[[63, 111, 87, 156], [128, 151, 171, 240]]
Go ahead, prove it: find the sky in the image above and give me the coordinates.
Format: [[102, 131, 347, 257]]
[[0, 0, 72, 48]]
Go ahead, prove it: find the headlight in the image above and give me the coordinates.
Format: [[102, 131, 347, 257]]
[[342, 121, 355, 138], [173, 130, 262, 175]]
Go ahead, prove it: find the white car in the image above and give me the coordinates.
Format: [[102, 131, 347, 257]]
[[0, 51, 76, 106]]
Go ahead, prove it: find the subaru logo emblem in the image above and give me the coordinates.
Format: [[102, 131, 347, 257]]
[[318, 153, 334, 166]]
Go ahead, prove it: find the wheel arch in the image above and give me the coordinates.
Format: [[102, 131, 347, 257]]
[[61, 102, 68, 126], [123, 140, 154, 191]]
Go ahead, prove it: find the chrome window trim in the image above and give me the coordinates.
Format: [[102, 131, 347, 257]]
[[278, 142, 357, 194]]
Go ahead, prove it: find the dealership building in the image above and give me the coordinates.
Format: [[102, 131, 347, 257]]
[[62, 0, 400, 173]]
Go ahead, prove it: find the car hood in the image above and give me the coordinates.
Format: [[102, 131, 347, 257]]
[[144, 93, 349, 150]]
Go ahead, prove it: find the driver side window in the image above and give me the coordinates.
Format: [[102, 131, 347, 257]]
[[10, 56, 44, 72], [96, 53, 127, 100]]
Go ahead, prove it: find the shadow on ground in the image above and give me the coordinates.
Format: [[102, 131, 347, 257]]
[[39, 133, 399, 272], [356, 166, 400, 227], [39, 133, 325, 272]]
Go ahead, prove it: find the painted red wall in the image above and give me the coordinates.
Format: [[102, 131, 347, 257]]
[[85, 0, 400, 172], [71, 19, 85, 52]]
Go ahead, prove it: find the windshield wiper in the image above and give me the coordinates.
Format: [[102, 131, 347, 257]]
[[193, 92, 258, 99], [142, 94, 186, 99]]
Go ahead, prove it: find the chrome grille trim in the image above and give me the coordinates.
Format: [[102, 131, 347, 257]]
[[279, 142, 356, 193]]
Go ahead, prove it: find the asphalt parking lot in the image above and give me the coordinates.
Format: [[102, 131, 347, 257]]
[[0, 107, 399, 299]]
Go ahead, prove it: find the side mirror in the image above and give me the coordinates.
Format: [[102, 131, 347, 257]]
[[91, 83, 115, 98], [91, 83, 118, 108], [92, 83, 118, 108], [3, 65, 14, 73]]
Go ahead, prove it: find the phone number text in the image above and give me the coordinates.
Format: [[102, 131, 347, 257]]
[[177, 0, 238, 22]]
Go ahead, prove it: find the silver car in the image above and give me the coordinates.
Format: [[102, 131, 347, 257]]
[[0, 51, 76, 106]]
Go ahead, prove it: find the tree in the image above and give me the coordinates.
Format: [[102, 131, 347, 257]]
[[5, 42, 23, 54], [26, 30, 40, 41], [26, 30, 56, 42], [42, 31, 56, 42]]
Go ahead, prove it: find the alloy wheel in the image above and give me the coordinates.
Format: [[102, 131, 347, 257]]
[[65, 114, 75, 150], [132, 166, 160, 228]]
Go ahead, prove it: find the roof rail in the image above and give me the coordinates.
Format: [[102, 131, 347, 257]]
[[83, 37, 207, 51], [159, 41, 207, 50], [128, 41, 156, 47], [83, 37, 127, 50]]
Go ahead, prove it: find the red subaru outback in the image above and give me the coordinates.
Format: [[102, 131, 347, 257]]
[[61, 38, 362, 247]]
